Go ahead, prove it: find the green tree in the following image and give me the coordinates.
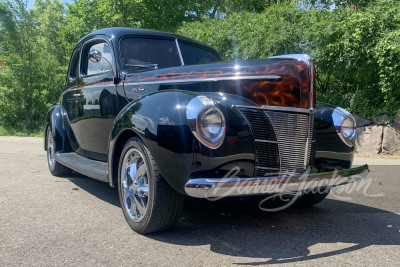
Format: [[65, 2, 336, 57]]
[[0, 0, 39, 130], [179, 4, 306, 61], [180, 0, 400, 118], [0, 0, 66, 132]]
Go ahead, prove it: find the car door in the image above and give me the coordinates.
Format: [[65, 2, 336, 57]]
[[63, 38, 119, 161]]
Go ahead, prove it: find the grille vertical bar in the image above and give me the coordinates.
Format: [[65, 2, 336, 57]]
[[264, 111, 313, 174]]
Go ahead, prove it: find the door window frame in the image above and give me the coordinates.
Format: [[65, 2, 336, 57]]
[[80, 37, 115, 79]]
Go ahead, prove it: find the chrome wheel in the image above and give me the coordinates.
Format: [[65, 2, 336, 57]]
[[121, 148, 150, 222], [47, 130, 55, 169]]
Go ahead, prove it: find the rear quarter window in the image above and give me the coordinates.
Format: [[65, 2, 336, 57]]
[[178, 42, 220, 65]]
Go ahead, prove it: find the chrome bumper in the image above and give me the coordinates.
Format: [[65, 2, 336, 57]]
[[184, 165, 369, 198]]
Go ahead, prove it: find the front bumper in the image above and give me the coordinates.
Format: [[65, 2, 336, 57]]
[[185, 164, 369, 198]]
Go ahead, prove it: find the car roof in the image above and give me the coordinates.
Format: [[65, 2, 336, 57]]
[[80, 27, 217, 52]]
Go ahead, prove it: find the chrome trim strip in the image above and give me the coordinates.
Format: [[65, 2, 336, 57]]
[[309, 59, 314, 111], [268, 54, 312, 64], [303, 115, 311, 169], [175, 39, 185, 66], [185, 165, 369, 198], [261, 106, 312, 114], [255, 166, 280, 170], [233, 105, 312, 114], [125, 75, 282, 86], [254, 139, 278, 144]]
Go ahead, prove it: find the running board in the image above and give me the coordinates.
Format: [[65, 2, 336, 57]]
[[55, 152, 108, 182]]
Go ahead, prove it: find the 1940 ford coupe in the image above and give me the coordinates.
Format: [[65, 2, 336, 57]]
[[45, 28, 369, 233]]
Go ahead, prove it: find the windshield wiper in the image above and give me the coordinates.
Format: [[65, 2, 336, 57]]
[[125, 63, 159, 71]]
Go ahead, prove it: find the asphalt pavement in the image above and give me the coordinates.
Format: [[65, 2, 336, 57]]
[[0, 136, 399, 266]]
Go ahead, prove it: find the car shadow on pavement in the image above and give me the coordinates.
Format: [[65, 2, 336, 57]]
[[66, 172, 400, 265], [65, 172, 120, 207], [155, 197, 399, 265]]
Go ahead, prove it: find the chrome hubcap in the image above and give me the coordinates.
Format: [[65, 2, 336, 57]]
[[121, 148, 150, 222], [47, 131, 55, 169]]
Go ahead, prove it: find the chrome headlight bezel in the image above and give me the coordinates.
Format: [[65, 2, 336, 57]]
[[332, 107, 356, 147], [186, 96, 226, 149]]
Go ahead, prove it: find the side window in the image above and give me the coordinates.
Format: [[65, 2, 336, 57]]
[[178, 41, 220, 65], [83, 41, 113, 76], [68, 48, 80, 80]]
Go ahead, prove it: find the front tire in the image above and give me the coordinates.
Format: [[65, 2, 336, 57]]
[[46, 128, 71, 176], [296, 188, 330, 207], [118, 137, 184, 234]]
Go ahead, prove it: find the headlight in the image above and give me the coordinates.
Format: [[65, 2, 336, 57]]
[[197, 107, 225, 147], [186, 96, 226, 149], [332, 108, 356, 147], [341, 116, 356, 142]]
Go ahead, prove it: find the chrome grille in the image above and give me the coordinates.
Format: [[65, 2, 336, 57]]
[[265, 111, 313, 174], [238, 107, 315, 177], [238, 108, 280, 176]]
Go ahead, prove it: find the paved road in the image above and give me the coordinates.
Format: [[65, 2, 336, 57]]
[[1, 136, 399, 266]]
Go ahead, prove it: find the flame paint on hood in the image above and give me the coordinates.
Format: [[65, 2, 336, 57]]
[[123, 58, 313, 109]]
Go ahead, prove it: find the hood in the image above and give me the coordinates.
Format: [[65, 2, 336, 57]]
[[123, 56, 314, 110]]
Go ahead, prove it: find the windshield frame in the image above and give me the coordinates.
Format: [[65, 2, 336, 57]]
[[119, 36, 183, 72], [118, 35, 222, 73]]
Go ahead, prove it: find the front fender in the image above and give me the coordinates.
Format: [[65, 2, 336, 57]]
[[314, 103, 355, 170], [108, 90, 255, 194]]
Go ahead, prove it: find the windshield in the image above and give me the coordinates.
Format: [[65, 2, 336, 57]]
[[120, 37, 181, 69]]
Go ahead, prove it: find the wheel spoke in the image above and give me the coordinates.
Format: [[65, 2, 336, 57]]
[[129, 162, 137, 181], [123, 187, 131, 204], [133, 164, 146, 182], [138, 185, 149, 196], [135, 194, 147, 215], [129, 200, 138, 216]]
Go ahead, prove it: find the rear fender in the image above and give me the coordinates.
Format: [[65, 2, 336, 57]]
[[44, 105, 71, 153]]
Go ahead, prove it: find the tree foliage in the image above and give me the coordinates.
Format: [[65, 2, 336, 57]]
[[0, 0, 399, 134], [180, 0, 400, 118], [0, 0, 66, 132]]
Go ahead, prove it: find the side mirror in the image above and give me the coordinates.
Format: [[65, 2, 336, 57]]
[[87, 48, 117, 82], [89, 49, 102, 63]]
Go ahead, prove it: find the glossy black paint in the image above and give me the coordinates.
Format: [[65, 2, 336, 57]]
[[45, 27, 356, 196], [122, 59, 312, 109], [44, 105, 72, 154], [109, 90, 255, 194], [61, 33, 129, 161]]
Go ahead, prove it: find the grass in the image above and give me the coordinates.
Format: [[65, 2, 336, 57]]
[[0, 126, 44, 137]]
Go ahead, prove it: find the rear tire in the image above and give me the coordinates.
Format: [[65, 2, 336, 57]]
[[118, 137, 184, 234], [46, 128, 71, 176]]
